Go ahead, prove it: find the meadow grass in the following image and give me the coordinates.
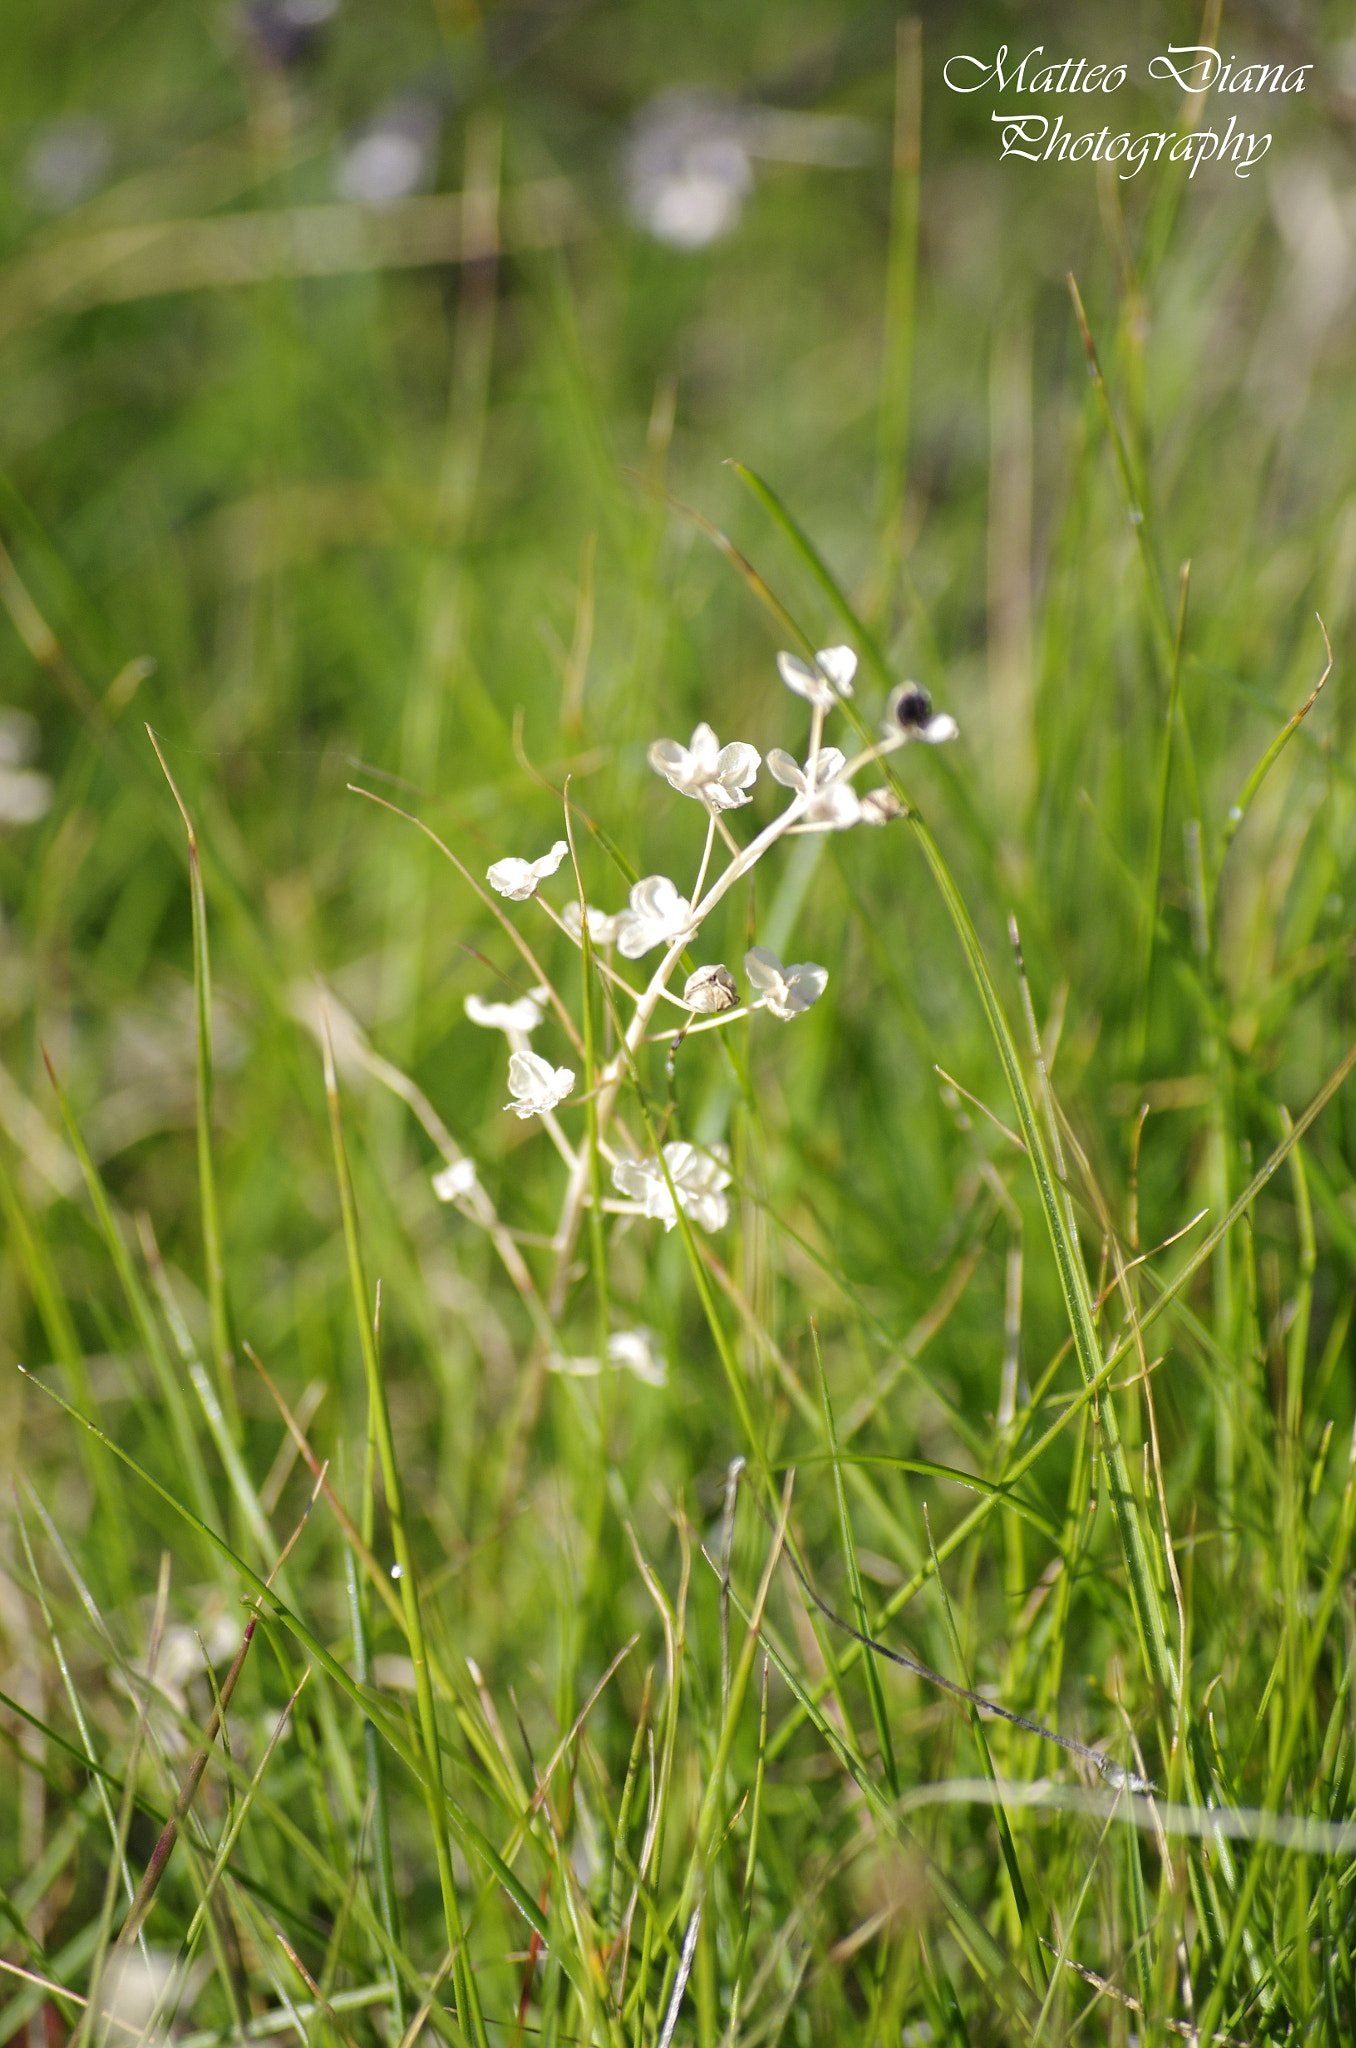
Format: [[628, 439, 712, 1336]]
[[1, 4, 1354, 2043]]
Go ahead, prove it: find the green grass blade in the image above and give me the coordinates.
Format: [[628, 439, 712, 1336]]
[[813, 1321, 898, 1800], [147, 728, 240, 1435]]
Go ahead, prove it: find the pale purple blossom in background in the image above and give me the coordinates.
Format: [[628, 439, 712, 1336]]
[[648, 723, 760, 809], [487, 840, 569, 901], [612, 1141, 731, 1232], [504, 1049, 575, 1119], [744, 946, 828, 1020]]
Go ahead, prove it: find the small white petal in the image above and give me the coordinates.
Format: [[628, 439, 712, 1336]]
[[922, 712, 960, 744], [610, 1143, 730, 1232], [615, 875, 692, 959], [802, 782, 861, 830], [765, 747, 806, 790], [504, 1049, 576, 1118], [776, 651, 832, 707], [649, 725, 759, 808], [486, 840, 569, 901], [814, 645, 857, 696], [432, 1159, 478, 1202], [743, 946, 827, 1020]]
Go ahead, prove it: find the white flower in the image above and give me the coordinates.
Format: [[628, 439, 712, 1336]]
[[615, 875, 693, 960], [611, 1141, 731, 1233], [765, 745, 861, 828], [545, 1329, 668, 1386], [504, 1049, 576, 1119], [682, 964, 738, 1014], [432, 1159, 478, 1202], [561, 902, 624, 947], [648, 723, 760, 810], [336, 94, 441, 206], [487, 841, 570, 901], [623, 90, 753, 249], [465, 985, 549, 1034], [776, 645, 857, 711], [882, 682, 959, 746], [608, 1328, 668, 1386], [0, 709, 52, 825], [744, 946, 828, 1020]]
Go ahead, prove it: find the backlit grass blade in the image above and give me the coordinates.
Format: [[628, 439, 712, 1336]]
[[41, 1052, 221, 1544], [147, 727, 240, 1436], [813, 1322, 898, 1800], [17, 1367, 549, 1946], [321, 1030, 490, 2048]]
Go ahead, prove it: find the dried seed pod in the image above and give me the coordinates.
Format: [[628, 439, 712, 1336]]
[[683, 963, 739, 1014]]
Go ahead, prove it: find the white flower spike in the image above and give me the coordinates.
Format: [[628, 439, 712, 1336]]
[[504, 1049, 576, 1119], [765, 745, 861, 828], [744, 945, 828, 1020], [882, 681, 959, 746], [465, 986, 549, 1034], [648, 723, 760, 810], [776, 645, 857, 711], [486, 840, 569, 901], [432, 1158, 478, 1202], [611, 1141, 731, 1233], [614, 874, 693, 960]]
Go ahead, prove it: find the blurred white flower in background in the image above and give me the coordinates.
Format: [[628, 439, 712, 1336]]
[[648, 722, 760, 809], [623, 91, 753, 248], [612, 1140, 731, 1232], [547, 1328, 668, 1386], [432, 1158, 478, 1202], [0, 710, 52, 826], [614, 874, 692, 959], [465, 986, 549, 1034], [487, 840, 568, 901], [561, 901, 624, 947], [504, 1049, 575, 1119], [744, 945, 827, 1019], [337, 93, 442, 205], [24, 116, 111, 211], [623, 90, 874, 250]]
